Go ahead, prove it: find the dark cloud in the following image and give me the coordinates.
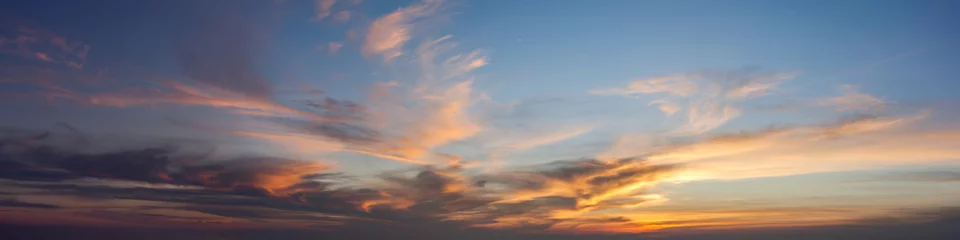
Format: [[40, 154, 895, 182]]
[[654, 208, 960, 240], [0, 129, 682, 236], [3, 129, 956, 239], [0, 198, 60, 209], [295, 121, 382, 145], [0, 131, 330, 197], [4, 209, 958, 240]]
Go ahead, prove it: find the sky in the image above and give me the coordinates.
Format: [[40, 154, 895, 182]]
[[1, 0, 959, 239]]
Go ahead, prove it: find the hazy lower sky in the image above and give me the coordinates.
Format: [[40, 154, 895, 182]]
[[1, 0, 959, 239]]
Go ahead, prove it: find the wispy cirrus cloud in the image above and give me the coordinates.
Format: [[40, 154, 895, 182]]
[[592, 70, 799, 135], [312, 0, 337, 20], [481, 124, 595, 169], [333, 10, 352, 23], [328, 41, 343, 55], [819, 84, 888, 111], [282, 34, 488, 164], [362, 0, 444, 62], [638, 110, 956, 181], [0, 22, 90, 69]]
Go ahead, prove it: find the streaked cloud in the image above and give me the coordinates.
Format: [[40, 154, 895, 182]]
[[313, 0, 337, 20], [0, 134, 332, 197], [820, 84, 888, 111], [482, 124, 594, 169], [644, 111, 957, 181], [362, 0, 443, 62], [81, 80, 349, 122], [0, 23, 90, 69], [333, 10, 352, 23], [592, 70, 799, 135], [314, 35, 487, 163], [231, 130, 345, 155], [328, 41, 344, 55], [650, 100, 681, 116]]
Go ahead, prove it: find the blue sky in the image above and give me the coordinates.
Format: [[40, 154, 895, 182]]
[[1, 0, 959, 238]]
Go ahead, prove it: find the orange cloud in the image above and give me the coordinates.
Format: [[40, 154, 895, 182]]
[[641, 111, 958, 181], [333, 35, 486, 164], [450, 158, 680, 232]]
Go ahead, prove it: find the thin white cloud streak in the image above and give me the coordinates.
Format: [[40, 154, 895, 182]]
[[589, 73, 701, 97], [498, 125, 594, 152], [484, 125, 595, 169]]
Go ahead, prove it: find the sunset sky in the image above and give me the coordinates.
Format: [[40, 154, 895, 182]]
[[1, 0, 959, 239]]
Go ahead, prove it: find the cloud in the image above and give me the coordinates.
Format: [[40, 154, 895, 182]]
[[2, 208, 959, 240], [0, 22, 90, 68], [495, 125, 594, 152], [456, 158, 680, 232], [820, 84, 888, 111], [590, 73, 702, 97], [313, 0, 337, 20], [364, 36, 485, 161], [362, 0, 443, 62], [333, 11, 352, 23], [78, 80, 351, 122], [0, 198, 61, 209], [2, 125, 957, 237], [276, 35, 487, 164], [640, 111, 959, 181], [4, 2, 958, 238], [231, 130, 345, 155], [674, 100, 741, 136], [0, 133, 332, 197], [592, 70, 799, 135], [650, 100, 681, 116], [482, 125, 594, 169], [0, 129, 683, 234], [328, 42, 343, 55], [866, 170, 960, 183]]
